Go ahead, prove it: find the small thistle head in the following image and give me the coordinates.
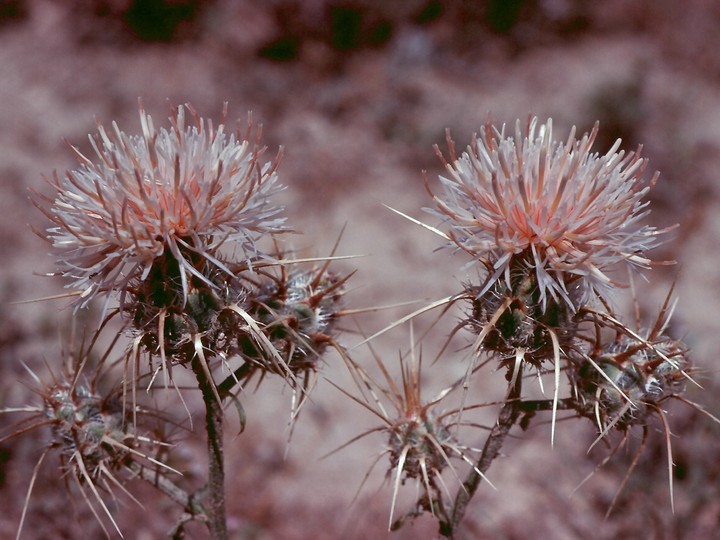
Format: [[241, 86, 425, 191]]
[[387, 408, 453, 486], [335, 335, 488, 530], [243, 264, 347, 377], [44, 380, 131, 474], [1, 331, 176, 538], [429, 116, 663, 309], [377, 358, 483, 530], [35, 102, 287, 309], [576, 334, 689, 430], [572, 287, 690, 431]]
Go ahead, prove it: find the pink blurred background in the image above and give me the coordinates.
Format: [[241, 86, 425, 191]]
[[2, 1, 720, 538]]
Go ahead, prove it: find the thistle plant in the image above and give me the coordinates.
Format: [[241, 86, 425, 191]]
[[5, 102, 351, 539], [428, 117, 661, 308], [2, 106, 717, 539], [335, 116, 718, 538], [330, 331, 495, 531]]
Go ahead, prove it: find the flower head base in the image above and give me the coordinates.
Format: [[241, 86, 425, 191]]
[[568, 285, 691, 435], [568, 315, 693, 518], [429, 117, 663, 309], [468, 253, 581, 368], [387, 410, 454, 488], [244, 265, 347, 377], [35, 102, 287, 308]]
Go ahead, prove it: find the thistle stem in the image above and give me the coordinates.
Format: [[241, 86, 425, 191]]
[[192, 357, 229, 540], [217, 361, 253, 399], [518, 397, 576, 412], [130, 461, 206, 518], [441, 375, 523, 538]]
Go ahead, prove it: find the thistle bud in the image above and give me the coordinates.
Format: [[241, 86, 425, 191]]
[[576, 335, 689, 430]]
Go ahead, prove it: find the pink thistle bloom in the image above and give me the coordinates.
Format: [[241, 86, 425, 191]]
[[428, 117, 664, 308], [35, 103, 286, 308]]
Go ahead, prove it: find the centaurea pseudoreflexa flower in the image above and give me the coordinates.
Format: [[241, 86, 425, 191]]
[[35, 103, 286, 308], [428, 117, 663, 308], [0, 330, 178, 539]]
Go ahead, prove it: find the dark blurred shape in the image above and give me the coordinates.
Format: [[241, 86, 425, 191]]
[[257, 1, 396, 64], [588, 73, 646, 153], [428, 0, 592, 55], [0, 447, 9, 487], [330, 6, 363, 50], [0, 0, 27, 26], [124, 0, 202, 42], [329, 6, 392, 51], [486, 0, 526, 32], [74, 0, 209, 45], [414, 0, 443, 24], [257, 2, 302, 62], [258, 35, 301, 61]]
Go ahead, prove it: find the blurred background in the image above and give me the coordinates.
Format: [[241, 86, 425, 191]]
[[1, 1, 720, 538]]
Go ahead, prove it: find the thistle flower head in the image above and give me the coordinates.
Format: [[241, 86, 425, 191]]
[[36, 102, 287, 308], [1, 332, 176, 539], [573, 287, 691, 432], [245, 264, 348, 377], [43, 380, 147, 486], [567, 288, 716, 518], [429, 116, 662, 308], [577, 330, 689, 431], [334, 335, 491, 531]]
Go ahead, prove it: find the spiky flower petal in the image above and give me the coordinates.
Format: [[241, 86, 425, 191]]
[[36, 103, 286, 308], [429, 117, 663, 308]]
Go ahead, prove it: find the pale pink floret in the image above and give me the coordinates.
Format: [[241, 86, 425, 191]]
[[36, 103, 286, 308], [428, 117, 663, 307]]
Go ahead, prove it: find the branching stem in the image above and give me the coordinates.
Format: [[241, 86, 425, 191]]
[[441, 375, 524, 538], [130, 461, 206, 518]]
